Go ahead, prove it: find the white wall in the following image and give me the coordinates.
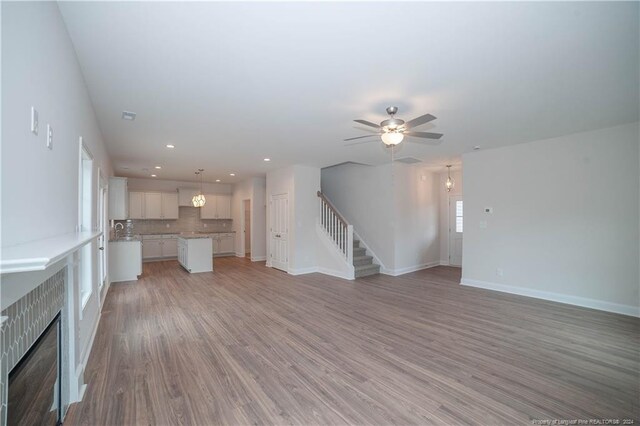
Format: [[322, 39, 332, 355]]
[[321, 163, 395, 269], [462, 122, 639, 316], [1, 1, 113, 400], [392, 164, 440, 273], [321, 162, 441, 274], [2, 2, 113, 247], [232, 176, 266, 261], [127, 177, 232, 194], [266, 166, 323, 273], [438, 168, 463, 265]]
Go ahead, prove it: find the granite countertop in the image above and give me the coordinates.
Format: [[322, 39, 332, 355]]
[[177, 234, 214, 240], [109, 235, 141, 242], [140, 231, 235, 235]]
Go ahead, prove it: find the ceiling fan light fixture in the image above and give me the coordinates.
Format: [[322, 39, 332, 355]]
[[381, 132, 404, 146]]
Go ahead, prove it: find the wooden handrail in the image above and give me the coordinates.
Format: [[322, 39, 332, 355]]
[[317, 191, 348, 225]]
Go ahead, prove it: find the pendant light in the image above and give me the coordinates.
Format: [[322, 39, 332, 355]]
[[445, 165, 454, 192], [192, 169, 206, 207]]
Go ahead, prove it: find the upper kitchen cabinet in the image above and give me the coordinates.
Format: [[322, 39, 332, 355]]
[[129, 191, 179, 219], [144, 192, 163, 219], [162, 193, 179, 219], [200, 194, 232, 219], [108, 177, 129, 220], [129, 191, 145, 219]]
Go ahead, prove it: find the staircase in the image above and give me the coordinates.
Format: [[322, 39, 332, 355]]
[[352, 239, 380, 278], [317, 191, 380, 279]]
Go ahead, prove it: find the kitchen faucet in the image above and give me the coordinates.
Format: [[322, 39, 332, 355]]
[[114, 222, 124, 238]]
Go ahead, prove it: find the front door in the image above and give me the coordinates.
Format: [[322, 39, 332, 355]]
[[449, 196, 463, 267], [270, 193, 288, 271]]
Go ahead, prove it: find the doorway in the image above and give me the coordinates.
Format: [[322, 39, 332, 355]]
[[269, 193, 288, 271], [243, 199, 251, 258], [449, 195, 463, 267]]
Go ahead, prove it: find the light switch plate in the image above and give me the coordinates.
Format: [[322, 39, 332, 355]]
[[46, 124, 53, 150], [31, 107, 39, 135], [479, 220, 488, 229], [484, 207, 493, 214]]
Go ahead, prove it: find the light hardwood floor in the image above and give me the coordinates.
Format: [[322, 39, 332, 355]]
[[64, 258, 639, 425]]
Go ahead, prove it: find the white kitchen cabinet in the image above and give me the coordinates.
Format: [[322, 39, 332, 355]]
[[109, 240, 142, 282], [162, 193, 179, 219], [216, 195, 232, 219], [200, 195, 232, 219], [162, 236, 178, 257], [212, 233, 235, 257], [129, 192, 145, 219], [144, 193, 163, 219], [219, 233, 234, 254], [142, 238, 163, 258], [108, 177, 128, 220], [178, 237, 213, 273], [200, 196, 217, 219]]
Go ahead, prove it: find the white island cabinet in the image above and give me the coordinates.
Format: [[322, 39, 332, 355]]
[[177, 236, 213, 273]]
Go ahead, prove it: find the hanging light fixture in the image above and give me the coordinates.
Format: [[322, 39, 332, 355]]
[[445, 165, 455, 192], [192, 169, 206, 207]]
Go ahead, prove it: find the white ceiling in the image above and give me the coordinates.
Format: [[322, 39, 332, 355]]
[[58, 1, 639, 183]]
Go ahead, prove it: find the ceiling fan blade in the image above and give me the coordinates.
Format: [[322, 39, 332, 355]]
[[407, 139, 442, 146], [404, 113, 437, 129], [404, 131, 443, 139], [345, 139, 380, 146], [344, 134, 379, 141], [354, 119, 381, 129]]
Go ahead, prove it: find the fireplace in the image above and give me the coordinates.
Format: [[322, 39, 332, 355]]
[[7, 313, 61, 425]]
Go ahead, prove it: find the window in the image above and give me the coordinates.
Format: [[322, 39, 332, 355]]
[[79, 144, 94, 309], [455, 200, 463, 233]]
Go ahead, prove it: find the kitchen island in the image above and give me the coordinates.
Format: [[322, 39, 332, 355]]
[[177, 235, 213, 273]]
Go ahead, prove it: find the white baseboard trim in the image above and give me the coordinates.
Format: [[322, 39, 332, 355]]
[[380, 261, 441, 277], [251, 256, 267, 262], [235, 252, 245, 258], [288, 267, 318, 276], [439, 260, 450, 266], [317, 267, 354, 280], [460, 278, 640, 318]]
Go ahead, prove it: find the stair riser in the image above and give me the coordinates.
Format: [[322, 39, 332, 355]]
[[353, 248, 366, 257], [355, 267, 380, 278], [353, 258, 372, 267]]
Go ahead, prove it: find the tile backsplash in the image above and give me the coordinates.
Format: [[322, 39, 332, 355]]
[[114, 206, 232, 235]]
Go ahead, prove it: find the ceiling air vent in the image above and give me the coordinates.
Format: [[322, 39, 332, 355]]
[[396, 157, 422, 164], [121, 111, 137, 120]]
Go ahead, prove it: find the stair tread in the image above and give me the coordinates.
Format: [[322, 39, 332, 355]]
[[353, 255, 372, 261], [354, 263, 380, 271]]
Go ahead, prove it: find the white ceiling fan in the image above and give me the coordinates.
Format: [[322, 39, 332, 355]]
[[345, 106, 443, 147]]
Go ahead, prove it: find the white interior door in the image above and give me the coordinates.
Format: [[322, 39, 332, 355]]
[[270, 193, 288, 271], [449, 196, 463, 267]]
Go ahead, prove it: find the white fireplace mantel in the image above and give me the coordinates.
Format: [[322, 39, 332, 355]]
[[0, 231, 101, 274]]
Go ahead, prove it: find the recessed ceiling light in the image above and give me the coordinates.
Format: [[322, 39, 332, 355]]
[[473, 145, 481, 150], [122, 167, 129, 170], [122, 111, 136, 120], [264, 158, 271, 162], [166, 144, 175, 149], [229, 173, 235, 176], [215, 179, 221, 182], [154, 166, 162, 169], [151, 174, 157, 177]]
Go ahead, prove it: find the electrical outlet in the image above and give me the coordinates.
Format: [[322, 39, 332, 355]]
[[46, 124, 53, 150], [31, 107, 39, 135], [165, 223, 170, 228], [496, 268, 504, 277], [479, 220, 488, 229], [203, 223, 208, 228]]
